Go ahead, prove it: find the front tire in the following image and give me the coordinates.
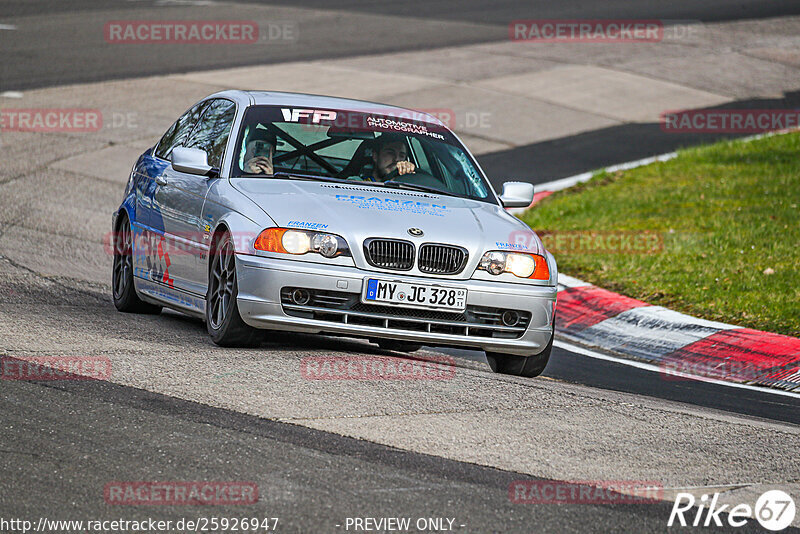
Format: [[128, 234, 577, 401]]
[[486, 315, 555, 378], [112, 215, 162, 314], [206, 232, 260, 347]]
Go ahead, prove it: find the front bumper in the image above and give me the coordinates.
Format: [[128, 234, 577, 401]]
[[236, 254, 557, 356]]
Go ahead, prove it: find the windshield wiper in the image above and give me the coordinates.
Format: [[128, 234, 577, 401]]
[[270, 172, 349, 184], [266, 173, 459, 197], [381, 180, 456, 197]]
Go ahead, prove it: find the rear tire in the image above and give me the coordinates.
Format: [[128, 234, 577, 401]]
[[206, 232, 260, 347], [376, 339, 422, 353], [112, 214, 162, 314], [486, 315, 555, 378]]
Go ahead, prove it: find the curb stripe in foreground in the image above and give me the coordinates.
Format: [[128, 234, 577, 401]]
[[556, 286, 648, 332], [512, 131, 800, 393], [555, 279, 800, 392], [554, 339, 800, 400]]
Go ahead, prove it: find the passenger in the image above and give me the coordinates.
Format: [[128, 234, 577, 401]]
[[243, 127, 277, 174]]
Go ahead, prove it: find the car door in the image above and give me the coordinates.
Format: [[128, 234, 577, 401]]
[[134, 100, 209, 285], [153, 98, 236, 296]]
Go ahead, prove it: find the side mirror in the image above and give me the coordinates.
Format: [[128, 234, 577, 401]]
[[171, 147, 212, 176], [499, 181, 534, 208]]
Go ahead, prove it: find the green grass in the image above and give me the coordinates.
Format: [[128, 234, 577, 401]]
[[520, 132, 800, 336]]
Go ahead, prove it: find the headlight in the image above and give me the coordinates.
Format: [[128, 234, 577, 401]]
[[481, 251, 506, 275], [254, 228, 350, 257], [505, 253, 536, 278], [312, 233, 339, 258], [282, 230, 311, 254], [477, 251, 549, 280]]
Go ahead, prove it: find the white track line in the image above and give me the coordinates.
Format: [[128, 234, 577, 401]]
[[506, 152, 678, 215], [515, 129, 800, 216], [535, 152, 678, 194], [554, 339, 800, 399], [0, 24, 17, 30]]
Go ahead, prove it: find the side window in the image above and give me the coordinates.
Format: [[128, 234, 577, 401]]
[[436, 144, 488, 198], [153, 101, 209, 160], [184, 99, 236, 169]]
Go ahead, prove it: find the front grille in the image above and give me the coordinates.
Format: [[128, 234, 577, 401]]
[[364, 238, 415, 271], [418, 244, 468, 275], [280, 287, 531, 339]]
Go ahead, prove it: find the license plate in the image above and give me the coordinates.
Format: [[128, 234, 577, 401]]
[[363, 279, 467, 311]]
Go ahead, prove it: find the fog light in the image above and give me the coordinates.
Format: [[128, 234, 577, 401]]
[[501, 310, 520, 326], [291, 288, 311, 305]]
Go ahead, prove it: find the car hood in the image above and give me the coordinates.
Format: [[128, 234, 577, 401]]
[[231, 178, 544, 276]]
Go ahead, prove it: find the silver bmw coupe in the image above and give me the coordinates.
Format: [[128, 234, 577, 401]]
[[112, 90, 557, 377]]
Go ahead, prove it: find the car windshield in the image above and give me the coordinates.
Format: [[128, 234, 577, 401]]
[[231, 105, 494, 203]]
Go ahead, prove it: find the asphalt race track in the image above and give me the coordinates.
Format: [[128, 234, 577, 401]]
[[2, 279, 797, 532], [3, 0, 800, 91], [1, 1, 800, 532]]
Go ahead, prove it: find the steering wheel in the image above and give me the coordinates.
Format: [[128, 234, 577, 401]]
[[382, 168, 417, 182], [382, 168, 401, 181]]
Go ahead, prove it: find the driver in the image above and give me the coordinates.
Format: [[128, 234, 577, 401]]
[[243, 127, 277, 174], [364, 133, 415, 182]]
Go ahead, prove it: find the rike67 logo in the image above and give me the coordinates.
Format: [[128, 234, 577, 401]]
[[668, 490, 795, 531]]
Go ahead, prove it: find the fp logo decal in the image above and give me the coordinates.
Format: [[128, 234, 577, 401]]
[[280, 108, 338, 123]]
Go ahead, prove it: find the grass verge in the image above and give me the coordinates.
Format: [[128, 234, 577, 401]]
[[520, 132, 800, 336]]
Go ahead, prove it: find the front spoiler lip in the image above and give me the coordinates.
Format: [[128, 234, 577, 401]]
[[237, 298, 553, 356], [235, 254, 556, 356]]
